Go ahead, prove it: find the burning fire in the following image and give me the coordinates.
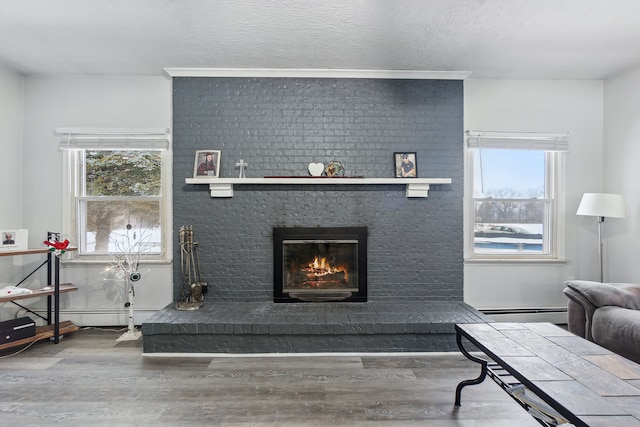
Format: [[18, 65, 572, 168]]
[[305, 256, 347, 279]]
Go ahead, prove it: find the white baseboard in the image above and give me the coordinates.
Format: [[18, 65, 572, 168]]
[[482, 308, 567, 324], [15, 308, 159, 327]]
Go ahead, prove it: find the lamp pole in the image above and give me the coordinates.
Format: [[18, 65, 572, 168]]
[[596, 216, 604, 283]]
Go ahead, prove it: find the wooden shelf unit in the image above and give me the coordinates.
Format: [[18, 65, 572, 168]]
[[0, 236, 78, 350], [0, 283, 78, 303], [0, 247, 68, 257]]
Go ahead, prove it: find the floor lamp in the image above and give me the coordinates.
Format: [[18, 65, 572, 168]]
[[576, 193, 626, 282]]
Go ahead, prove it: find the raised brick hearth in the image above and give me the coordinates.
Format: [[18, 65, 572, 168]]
[[142, 301, 491, 353]]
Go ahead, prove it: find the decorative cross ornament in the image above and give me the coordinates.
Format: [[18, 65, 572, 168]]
[[236, 159, 248, 178]]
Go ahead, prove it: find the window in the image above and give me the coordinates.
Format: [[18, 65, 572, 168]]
[[79, 149, 163, 255], [60, 129, 170, 259], [466, 131, 568, 259]]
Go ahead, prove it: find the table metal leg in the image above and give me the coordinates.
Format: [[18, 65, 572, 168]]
[[454, 330, 488, 406]]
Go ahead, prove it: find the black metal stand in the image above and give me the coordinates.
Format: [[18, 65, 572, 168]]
[[454, 325, 573, 427], [10, 231, 64, 343], [454, 331, 488, 406]]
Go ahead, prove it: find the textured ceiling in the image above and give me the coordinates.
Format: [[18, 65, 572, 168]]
[[2, 0, 640, 79]]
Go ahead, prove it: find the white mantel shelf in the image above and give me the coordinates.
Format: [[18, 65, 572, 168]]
[[185, 177, 452, 198]]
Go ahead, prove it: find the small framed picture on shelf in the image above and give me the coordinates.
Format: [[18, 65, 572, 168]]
[[394, 152, 417, 178], [193, 150, 221, 178], [0, 229, 28, 251]]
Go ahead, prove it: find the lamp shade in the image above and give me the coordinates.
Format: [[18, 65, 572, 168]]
[[576, 193, 626, 218]]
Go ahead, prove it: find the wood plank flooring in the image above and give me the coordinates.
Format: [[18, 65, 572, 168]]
[[0, 328, 539, 426]]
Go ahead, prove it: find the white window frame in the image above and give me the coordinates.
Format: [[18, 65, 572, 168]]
[[464, 131, 568, 261], [58, 128, 172, 262]]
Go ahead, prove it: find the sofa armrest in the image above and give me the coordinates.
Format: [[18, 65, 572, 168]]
[[564, 280, 640, 342], [565, 280, 640, 309], [563, 286, 596, 341]]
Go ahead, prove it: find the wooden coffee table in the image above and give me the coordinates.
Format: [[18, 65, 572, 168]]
[[455, 322, 640, 426]]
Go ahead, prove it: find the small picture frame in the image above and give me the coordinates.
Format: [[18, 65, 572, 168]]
[[193, 150, 221, 178], [394, 152, 418, 178], [0, 229, 28, 251]]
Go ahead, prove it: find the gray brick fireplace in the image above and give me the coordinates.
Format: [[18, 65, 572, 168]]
[[141, 77, 490, 353]]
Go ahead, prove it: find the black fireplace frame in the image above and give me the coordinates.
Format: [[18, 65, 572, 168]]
[[273, 227, 368, 303]]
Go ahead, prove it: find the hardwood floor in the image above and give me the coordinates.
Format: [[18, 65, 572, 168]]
[[0, 328, 539, 426]]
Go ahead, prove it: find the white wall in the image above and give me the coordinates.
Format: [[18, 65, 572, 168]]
[[0, 65, 24, 229], [19, 75, 173, 325], [0, 65, 25, 291], [463, 79, 604, 322], [604, 65, 640, 282]]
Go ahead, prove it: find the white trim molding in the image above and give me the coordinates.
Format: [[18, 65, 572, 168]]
[[164, 68, 472, 80]]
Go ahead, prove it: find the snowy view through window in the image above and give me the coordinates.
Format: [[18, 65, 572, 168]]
[[84, 224, 162, 254], [79, 150, 162, 255], [473, 149, 546, 254]]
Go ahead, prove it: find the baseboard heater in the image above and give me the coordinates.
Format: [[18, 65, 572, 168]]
[[480, 307, 567, 316], [18, 308, 160, 316]]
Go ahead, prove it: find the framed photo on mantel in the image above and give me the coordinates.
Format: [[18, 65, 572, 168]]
[[193, 150, 221, 178], [394, 152, 417, 178]]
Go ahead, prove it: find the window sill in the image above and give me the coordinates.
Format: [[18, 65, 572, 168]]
[[464, 257, 568, 264], [61, 257, 172, 266]]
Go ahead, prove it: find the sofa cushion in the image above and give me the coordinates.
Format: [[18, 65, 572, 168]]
[[592, 306, 640, 364], [565, 280, 640, 310]]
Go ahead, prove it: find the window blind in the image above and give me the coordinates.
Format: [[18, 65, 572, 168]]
[[57, 128, 170, 150], [466, 130, 569, 152]]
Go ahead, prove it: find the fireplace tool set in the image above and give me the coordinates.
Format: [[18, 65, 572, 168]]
[[176, 225, 207, 310]]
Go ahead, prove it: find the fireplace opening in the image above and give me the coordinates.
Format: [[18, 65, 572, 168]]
[[273, 227, 367, 302]]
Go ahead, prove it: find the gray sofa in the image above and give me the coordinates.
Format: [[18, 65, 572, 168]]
[[563, 280, 640, 364]]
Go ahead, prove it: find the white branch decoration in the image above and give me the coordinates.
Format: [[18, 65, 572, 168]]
[[103, 225, 153, 341]]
